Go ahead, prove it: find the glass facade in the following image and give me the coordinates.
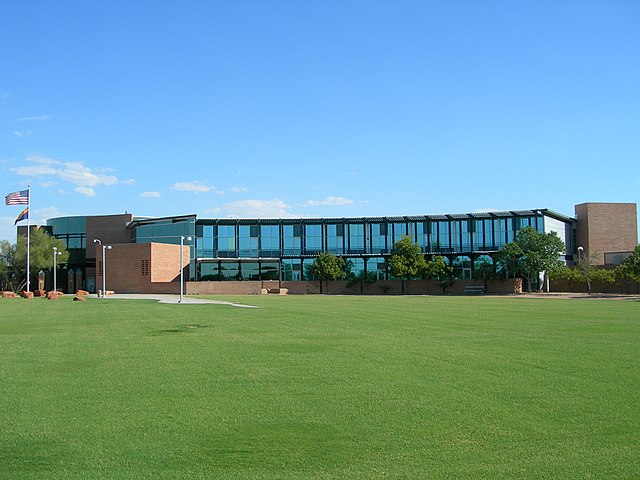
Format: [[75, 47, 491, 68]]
[[45, 209, 571, 284]]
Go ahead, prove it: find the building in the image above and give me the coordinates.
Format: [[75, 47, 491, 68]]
[[38, 202, 637, 294]]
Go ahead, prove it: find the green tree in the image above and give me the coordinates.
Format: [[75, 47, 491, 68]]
[[0, 240, 17, 291], [11, 229, 69, 292], [421, 255, 455, 294], [498, 226, 565, 292], [552, 252, 615, 295], [472, 258, 498, 290], [310, 252, 348, 294], [387, 235, 427, 294], [617, 245, 640, 284]]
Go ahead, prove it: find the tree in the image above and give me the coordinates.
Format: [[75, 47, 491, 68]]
[[0, 240, 17, 291], [421, 255, 455, 294], [498, 226, 565, 292], [552, 252, 615, 294], [617, 245, 640, 284], [472, 258, 498, 290], [10, 229, 69, 292], [387, 235, 427, 294], [310, 252, 348, 294]]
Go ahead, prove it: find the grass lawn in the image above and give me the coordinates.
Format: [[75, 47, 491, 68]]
[[0, 295, 638, 479]]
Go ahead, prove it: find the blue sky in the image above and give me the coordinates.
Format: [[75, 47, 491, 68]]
[[2, 1, 639, 241]]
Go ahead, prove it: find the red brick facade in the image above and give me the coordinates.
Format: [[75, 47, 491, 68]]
[[95, 242, 189, 294], [575, 203, 638, 265]]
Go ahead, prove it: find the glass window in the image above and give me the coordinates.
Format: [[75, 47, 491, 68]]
[[303, 258, 315, 281], [283, 225, 302, 255], [199, 262, 222, 281], [473, 220, 484, 250], [282, 259, 302, 281], [348, 224, 365, 253], [474, 255, 494, 270], [241, 261, 260, 280], [461, 220, 471, 252], [305, 224, 322, 254], [437, 221, 450, 251], [326, 224, 344, 254], [260, 225, 280, 257], [350, 258, 364, 277], [484, 219, 493, 249], [368, 223, 386, 254], [220, 262, 241, 280], [217, 225, 236, 258], [392, 223, 407, 245], [366, 257, 387, 280], [415, 223, 428, 251], [260, 261, 279, 280], [453, 255, 472, 279], [506, 218, 515, 243], [238, 225, 259, 257]]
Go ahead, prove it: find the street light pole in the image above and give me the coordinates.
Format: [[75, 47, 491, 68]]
[[179, 236, 192, 303], [577, 245, 584, 263], [93, 239, 111, 298], [94, 239, 102, 297], [52, 247, 61, 293]]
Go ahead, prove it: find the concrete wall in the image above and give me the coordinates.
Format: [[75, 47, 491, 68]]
[[575, 203, 638, 265]]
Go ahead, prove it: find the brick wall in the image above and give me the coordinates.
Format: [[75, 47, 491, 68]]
[[575, 203, 638, 265], [86, 214, 134, 260], [185, 279, 522, 295], [95, 242, 187, 294]]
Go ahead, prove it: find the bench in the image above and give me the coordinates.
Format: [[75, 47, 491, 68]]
[[464, 285, 485, 295]]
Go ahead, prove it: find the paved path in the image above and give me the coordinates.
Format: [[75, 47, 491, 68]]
[[94, 293, 258, 308]]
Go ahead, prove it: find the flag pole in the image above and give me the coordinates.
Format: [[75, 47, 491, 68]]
[[26, 184, 30, 292]]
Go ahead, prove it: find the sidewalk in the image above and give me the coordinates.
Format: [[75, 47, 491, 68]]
[[93, 293, 258, 307]]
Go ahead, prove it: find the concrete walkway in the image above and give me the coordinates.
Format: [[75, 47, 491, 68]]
[[93, 293, 258, 308]]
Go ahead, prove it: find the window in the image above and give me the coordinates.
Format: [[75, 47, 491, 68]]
[[141, 259, 150, 276], [283, 225, 302, 255], [305, 224, 322, 254], [348, 224, 365, 253], [368, 223, 386, 254], [239, 225, 259, 257], [217, 225, 236, 258], [260, 225, 280, 257], [326, 224, 344, 254]]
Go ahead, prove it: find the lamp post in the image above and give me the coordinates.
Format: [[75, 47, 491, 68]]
[[179, 236, 192, 303], [52, 247, 62, 292], [94, 239, 112, 298], [577, 245, 584, 263]]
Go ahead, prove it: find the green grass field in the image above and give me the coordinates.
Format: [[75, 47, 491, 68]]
[[0, 295, 638, 479]]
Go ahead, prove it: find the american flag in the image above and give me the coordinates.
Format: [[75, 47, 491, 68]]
[[5, 190, 29, 205]]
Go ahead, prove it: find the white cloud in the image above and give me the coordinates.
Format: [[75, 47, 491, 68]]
[[171, 181, 217, 193], [33, 206, 65, 224], [208, 199, 296, 218], [475, 208, 500, 213], [303, 196, 354, 207], [75, 186, 96, 197], [17, 115, 51, 121], [121, 178, 136, 186], [10, 155, 128, 195], [13, 130, 33, 138], [230, 186, 249, 193], [141, 191, 161, 198], [0, 92, 10, 100], [38, 181, 59, 188]]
